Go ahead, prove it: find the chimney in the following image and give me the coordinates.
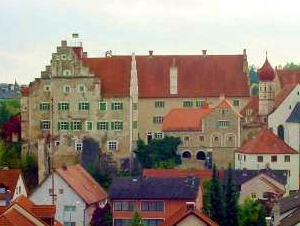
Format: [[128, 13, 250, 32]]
[[202, 50, 207, 56], [243, 49, 247, 58], [149, 50, 154, 57], [83, 52, 88, 58], [61, 40, 67, 47]]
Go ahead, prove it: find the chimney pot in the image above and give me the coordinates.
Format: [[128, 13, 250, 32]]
[[149, 50, 154, 57], [202, 50, 207, 56], [61, 40, 67, 47]]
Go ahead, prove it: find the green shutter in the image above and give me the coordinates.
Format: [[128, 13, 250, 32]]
[[216, 121, 219, 128], [120, 121, 123, 130], [105, 122, 109, 130], [70, 122, 74, 130], [58, 122, 60, 131], [40, 121, 43, 129], [78, 103, 81, 110], [111, 121, 115, 130], [120, 103, 123, 110], [79, 122, 82, 130], [111, 103, 114, 110], [39, 103, 42, 110], [58, 103, 61, 110], [67, 103, 70, 110], [87, 103, 90, 110]]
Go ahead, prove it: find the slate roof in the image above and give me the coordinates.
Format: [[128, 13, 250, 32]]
[[0, 169, 22, 200], [82, 54, 250, 98], [278, 191, 300, 226], [55, 164, 107, 205], [109, 177, 200, 200], [162, 205, 219, 226], [237, 129, 298, 154], [280, 207, 300, 226], [286, 102, 300, 123]]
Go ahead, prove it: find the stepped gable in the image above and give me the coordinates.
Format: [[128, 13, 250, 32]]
[[258, 58, 275, 81], [83, 54, 250, 98], [237, 129, 298, 154]]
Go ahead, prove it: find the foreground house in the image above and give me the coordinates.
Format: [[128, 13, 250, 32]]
[[30, 164, 107, 226], [0, 169, 27, 206], [272, 191, 300, 226], [109, 176, 202, 226], [162, 99, 242, 168], [0, 195, 60, 226], [235, 129, 299, 191]]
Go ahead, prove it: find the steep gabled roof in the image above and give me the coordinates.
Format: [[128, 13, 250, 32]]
[[286, 102, 300, 123], [162, 107, 213, 131], [162, 206, 219, 226], [82, 54, 250, 98], [276, 69, 300, 88], [55, 164, 107, 205], [237, 129, 298, 154], [109, 177, 200, 200], [274, 84, 297, 109], [240, 96, 259, 116], [0, 169, 22, 200]]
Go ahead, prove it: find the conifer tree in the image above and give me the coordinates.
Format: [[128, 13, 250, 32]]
[[223, 164, 239, 226], [130, 211, 145, 226], [209, 164, 224, 224]]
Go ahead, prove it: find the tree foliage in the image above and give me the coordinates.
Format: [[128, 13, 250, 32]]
[[134, 136, 181, 169], [283, 62, 300, 70], [239, 198, 267, 226], [130, 211, 145, 226], [90, 204, 112, 226]]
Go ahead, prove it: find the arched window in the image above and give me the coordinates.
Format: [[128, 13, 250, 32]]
[[182, 151, 192, 159], [196, 151, 206, 160], [278, 125, 285, 141]]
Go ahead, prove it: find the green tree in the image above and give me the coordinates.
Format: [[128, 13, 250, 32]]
[[0, 102, 10, 128], [223, 164, 239, 226], [130, 211, 145, 226], [249, 66, 259, 84], [209, 164, 224, 225], [134, 136, 181, 169], [202, 179, 212, 216], [239, 198, 266, 226], [21, 153, 38, 193], [283, 62, 300, 70]]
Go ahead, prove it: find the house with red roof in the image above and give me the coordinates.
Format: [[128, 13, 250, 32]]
[[235, 129, 299, 191], [275, 68, 300, 92], [0, 169, 27, 206], [21, 38, 250, 181], [0, 195, 60, 226], [162, 99, 242, 168], [30, 164, 107, 226]]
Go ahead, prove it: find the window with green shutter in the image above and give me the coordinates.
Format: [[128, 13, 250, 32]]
[[97, 121, 108, 130], [99, 102, 107, 111], [71, 121, 82, 130], [111, 102, 123, 110], [217, 120, 230, 128], [79, 102, 89, 111], [58, 102, 69, 111], [58, 121, 69, 130], [40, 102, 50, 111], [86, 121, 93, 130], [111, 121, 123, 130], [183, 100, 193, 107]]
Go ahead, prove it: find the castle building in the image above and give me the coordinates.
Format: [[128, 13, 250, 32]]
[[21, 38, 250, 181]]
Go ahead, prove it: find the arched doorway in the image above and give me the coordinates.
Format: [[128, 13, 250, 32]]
[[196, 151, 206, 160], [182, 151, 192, 159], [277, 125, 284, 141]]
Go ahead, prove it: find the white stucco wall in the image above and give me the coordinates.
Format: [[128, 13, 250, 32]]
[[268, 84, 300, 152], [235, 153, 299, 191], [30, 173, 87, 226], [12, 175, 28, 200]]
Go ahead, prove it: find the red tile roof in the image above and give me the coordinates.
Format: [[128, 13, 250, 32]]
[[162, 107, 213, 131], [82, 54, 250, 98], [240, 96, 259, 116], [55, 164, 107, 205], [274, 84, 297, 109], [237, 129, 298, 154], [0, 169, 22, 200], [277, 69, 300, 88], [258, 58, 275, 81], [161, 205, 219, 226]]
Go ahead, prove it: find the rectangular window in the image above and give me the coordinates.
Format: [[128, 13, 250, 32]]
[[63, 85, 71, 93], [39, 102, 50, 111], [133, 121, 138, 129], [141, 201, 164, 211], [99, 102, 107, 111], [75, 142, 83, 151], [218, 120, 230, 127], [154, 101, 164, 108], [63, 222, 76, 226], [111, 102, 123, 110], [114, 201, 135, 211], [63, 205, 76, 211], [40, 120, 50, 130], [183, 100, 193, 107], [257, 156, 263, 162], [111, 121, 123, 130], [284, 155, 290, 162], [58, 102, 70, 111], [58, 121, 69, 131], [154, 132, 163, 139], [244, 155, 246, 162], [78, 102, 89, 111], [86, 121, 93, 130], [144, 219, 163, 226], [71, 121, 82, 131], [97, 121, 108, 130], [114, 219, 131, 226], [107, 141, 118, 151], [195, 100, 204, 107], [233, 99, 240, 107], [271, 155, 277, 162], [153, 116, 163, 124]]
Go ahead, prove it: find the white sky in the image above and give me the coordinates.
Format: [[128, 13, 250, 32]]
[[1, 0, 300, 84]]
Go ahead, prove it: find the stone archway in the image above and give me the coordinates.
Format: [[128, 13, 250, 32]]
[[196, 151, 206, 160], [182, 151, 192, 159]]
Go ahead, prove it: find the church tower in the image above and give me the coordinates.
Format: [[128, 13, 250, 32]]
[[258, 55, 275, 123]]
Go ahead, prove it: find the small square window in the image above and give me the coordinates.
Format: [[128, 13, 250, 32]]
[[257, 156, 263, 162], [99, 102, 107, 111], [199, 135, 205, 141], [284, 155, 290, 162], [59, 189, 64, 194], [75, 142, 83, 151], [154, 132, 164, 139], [55, 141, 60, 146], [153, 116, 163, 124], [111, 102, 123, 110], [107, 141, 118, 151], [155, 101, 164, 108], [63, 85, 71, 93], [251, 193, 257, 199], [184, 136, 189, 141], [233, 99, 240, 107], [271, 155, 277, 162]]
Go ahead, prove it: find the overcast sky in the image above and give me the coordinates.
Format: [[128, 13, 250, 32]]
[[1, 0, 300, 84]]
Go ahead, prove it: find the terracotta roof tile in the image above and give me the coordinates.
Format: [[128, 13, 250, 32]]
[[0, 169, 21, 200], [240, 96, 259, 116], [237, 129, 298, 154], [55, 164, 107, 205], [143, 169, 218, 180], [162, 107, 213, 131], [161, 205, 219, 226], [82, 54, 250, 98], [277, 69, 300, 88]]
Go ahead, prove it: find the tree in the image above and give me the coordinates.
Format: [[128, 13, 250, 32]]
[[209, 164, 224, 225], [134, 136, 181, 169], [238, 198, 266, 226], [90, 204, 112, 226], [283, 62, 300, 70], [223, 164, 239, 226], [202, 179, 212, 216], [21, 153, 38, 192], [130, 211, 145, 226], [249, 66, 259, 84]]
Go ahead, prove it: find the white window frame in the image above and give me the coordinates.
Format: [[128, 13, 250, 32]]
[[40, 102, 50, 111], [112, 102, 123, 111], [86, 121, 93, 131], [79, 101, 89, 111], [41, 120, 50, 130], [58, 121, 68, 131], [112, 120, 123, 130], [97, 121, 108, 130], [58, 101, 69, 111], [154, 132, 164, 139], [75, 142, 83, 151], [71, 121, 81, 131], [107, 140, 118, 151]]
